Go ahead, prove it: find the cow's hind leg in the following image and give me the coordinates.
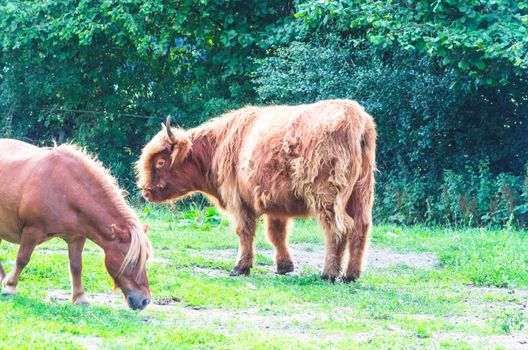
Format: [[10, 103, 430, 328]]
[[2, 228, 40, 296], [342, 178, 375, 283], [0, 240, 5, 281], [320, 229, 347, 282], [265, 216, 294, 274], [67, 237, 90, 305], [230, 209, 256, 276], [316, 206, 350, 282], [342, 220, 370, 283]]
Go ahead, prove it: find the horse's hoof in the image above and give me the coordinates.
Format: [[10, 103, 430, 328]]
[[229, 265, 251, 276], [276, 261, 294, 275], [73, 294, 91, 306], [2, 285, 17, 296]]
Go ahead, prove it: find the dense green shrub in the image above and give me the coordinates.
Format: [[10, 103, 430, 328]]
[[253, 35, 528, 227], [0, 0, 526, 227], [296, 0, 528, 87], [0, 0, 294, 188]]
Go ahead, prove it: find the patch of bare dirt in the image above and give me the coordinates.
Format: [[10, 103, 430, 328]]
[[146, 304, 346, 343], [460, 285, 528, 311], [153, 297, 182, 306], [196, 244, 439, 276], [150, 256, 171, 264], [46, 290, 125, 307], [284, 244, 439, 272], [73, 336, 103, 350], [191, 267, 228, 278], [431, 332, 528, 350], [366, 247, 438, 269], [442, 314, 488, 329]]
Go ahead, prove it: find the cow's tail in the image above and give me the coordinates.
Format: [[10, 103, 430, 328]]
[[353, 112, 377, 224], [332, 104, 377, 235]]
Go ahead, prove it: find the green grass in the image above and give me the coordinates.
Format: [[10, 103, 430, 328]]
[[0, 208, 526, 349]]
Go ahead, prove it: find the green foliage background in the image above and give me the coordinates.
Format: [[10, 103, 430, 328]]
[[0, 0, 527, 227]]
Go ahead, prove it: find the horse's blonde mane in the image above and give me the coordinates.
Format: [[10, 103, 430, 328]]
[[55, 144, 152, 276]]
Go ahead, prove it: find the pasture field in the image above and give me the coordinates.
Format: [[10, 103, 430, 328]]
[[0, 206, 526, 349]]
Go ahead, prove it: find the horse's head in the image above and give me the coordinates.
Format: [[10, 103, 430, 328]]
[[103, 223, 152, 310]]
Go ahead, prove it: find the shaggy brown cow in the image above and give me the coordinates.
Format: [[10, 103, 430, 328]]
[[138, 99, 376, 282], [0, 139, 152, 310]]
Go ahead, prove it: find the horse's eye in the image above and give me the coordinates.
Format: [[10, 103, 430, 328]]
[[155, 159, 165, 169]]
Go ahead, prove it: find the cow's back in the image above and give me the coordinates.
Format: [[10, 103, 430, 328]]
[[234, 100, 371, 216]]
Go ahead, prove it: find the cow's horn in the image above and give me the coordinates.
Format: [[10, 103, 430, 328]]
[[166, 116, 176, 143]]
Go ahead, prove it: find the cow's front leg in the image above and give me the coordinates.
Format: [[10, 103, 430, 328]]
[[265, 215, 294, 274], [230, 211, 256, 276]]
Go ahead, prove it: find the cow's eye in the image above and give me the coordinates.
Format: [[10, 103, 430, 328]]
[[155, 159, 165, 169]]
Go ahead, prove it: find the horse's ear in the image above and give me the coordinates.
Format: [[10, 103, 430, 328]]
[[143, 224, 150, 234], [111, 224, 131, 242]]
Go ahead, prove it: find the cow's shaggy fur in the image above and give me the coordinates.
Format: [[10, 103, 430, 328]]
[[138, 99, 376, 281]]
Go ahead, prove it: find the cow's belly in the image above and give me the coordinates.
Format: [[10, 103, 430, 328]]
[[250, 184, 310, 217], [259, 199, 310, 218], [237, 166, 310, 217]]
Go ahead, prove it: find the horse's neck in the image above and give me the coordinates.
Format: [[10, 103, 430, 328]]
[[73, 184, 131, 248]]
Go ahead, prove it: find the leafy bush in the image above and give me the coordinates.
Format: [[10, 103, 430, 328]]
[[253, 35, 528, 227], [1, 1, 526, 228], [142, 203, 228, 231], [296, 0, 528, 87], [0, 0, 293, 191]]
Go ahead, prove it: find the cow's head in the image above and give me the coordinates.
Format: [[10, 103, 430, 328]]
[[137, 117, 197, 203]]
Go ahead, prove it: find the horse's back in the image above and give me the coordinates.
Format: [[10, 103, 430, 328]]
[[0, 139, 51, 242], [0, 139, 43, 164], [0, 139, 50, 185]]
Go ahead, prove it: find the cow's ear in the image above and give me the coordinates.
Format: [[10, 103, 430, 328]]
[[170, 134, 192, 165]]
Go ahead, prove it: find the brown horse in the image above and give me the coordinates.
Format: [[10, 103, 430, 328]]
[[137, 99, 376, 282], [0, 139, 152, 310]]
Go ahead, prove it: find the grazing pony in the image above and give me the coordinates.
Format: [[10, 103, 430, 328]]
[[138, 99, 376, 282], [0, 139, 152, 310]]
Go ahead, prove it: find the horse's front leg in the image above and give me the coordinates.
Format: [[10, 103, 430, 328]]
[[67, 237, 90, 305], [2, 227, 40, 295], [0, 240, 6, 281]]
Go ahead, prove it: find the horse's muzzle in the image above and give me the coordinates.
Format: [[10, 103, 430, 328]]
[[127, 290, 150, 310]]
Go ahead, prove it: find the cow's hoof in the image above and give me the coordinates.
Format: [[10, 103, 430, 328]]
[[73, 294, 91, 306], [229, 265, 251, 276], [276, 261, 294, 275], [320, 273, 337, 283], [2, 285, 17, 296], [341, 275, 358, 283]]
